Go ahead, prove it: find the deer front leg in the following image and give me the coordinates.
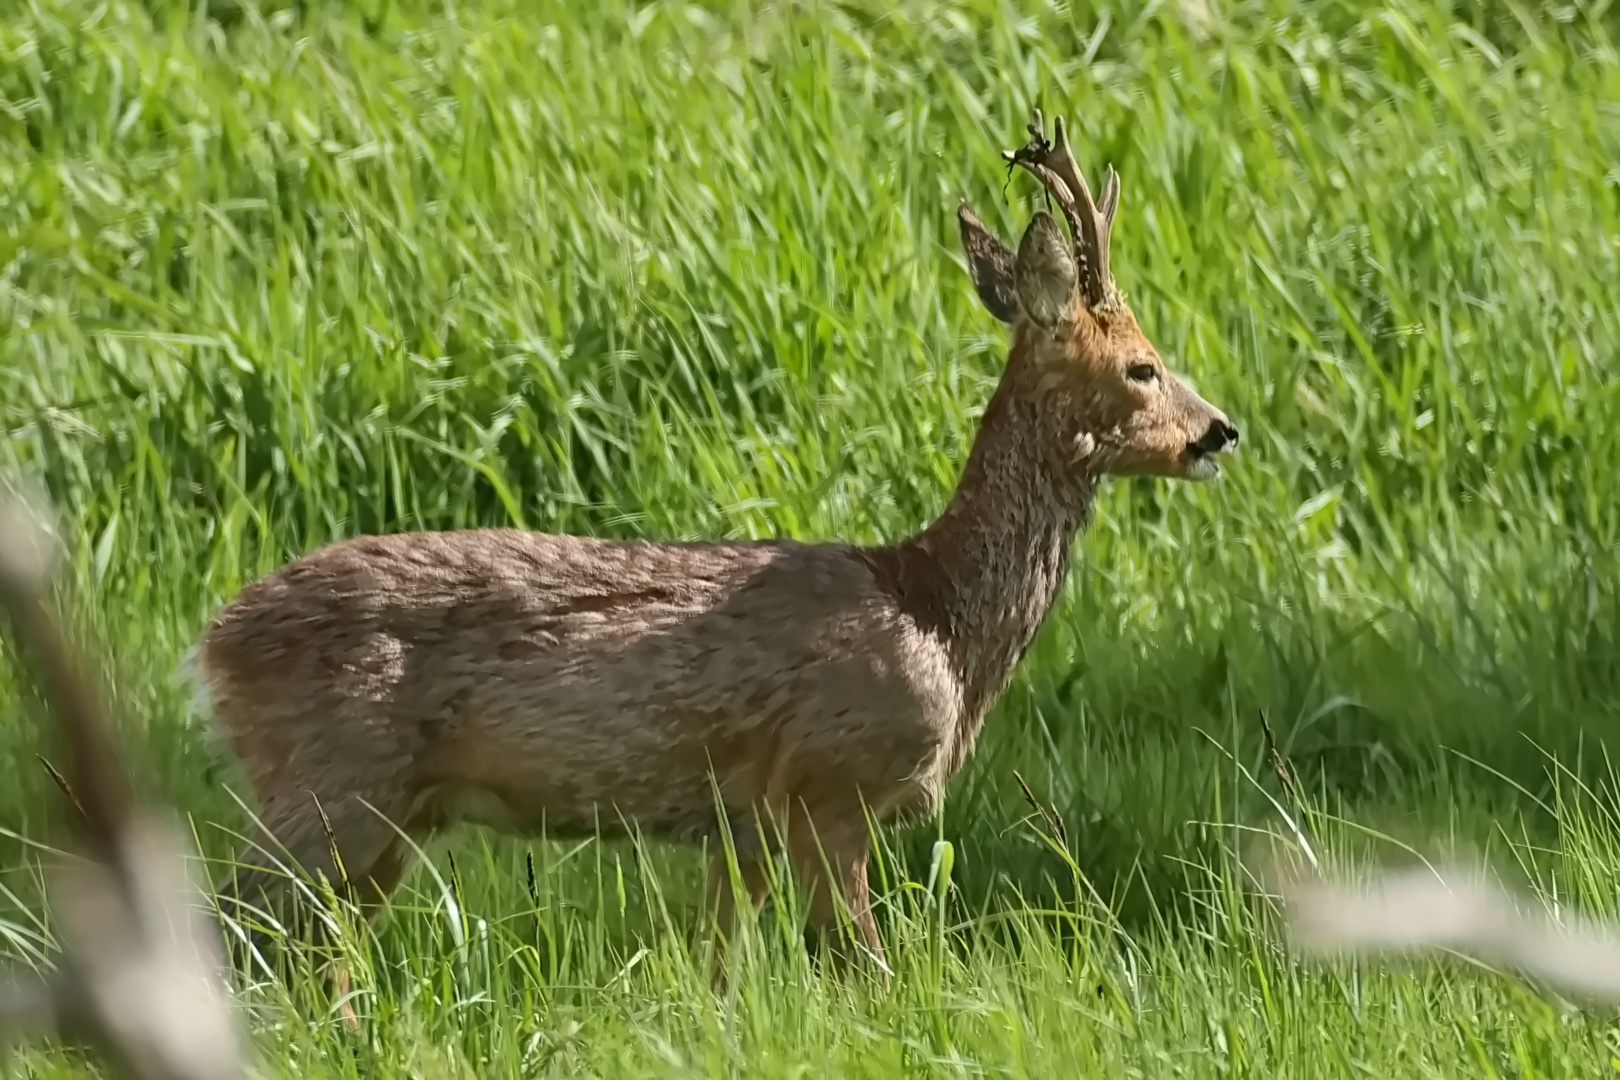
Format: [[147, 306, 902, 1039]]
[[786, 807, 890, 978], [705, 850, 770, 932], [701, 835, 771, 992]]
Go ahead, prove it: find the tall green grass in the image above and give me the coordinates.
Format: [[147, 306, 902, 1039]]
[[2, 0, 1619, 1074]]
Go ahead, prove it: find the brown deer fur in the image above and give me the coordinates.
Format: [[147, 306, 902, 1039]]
[[196, 111, 1237, 972]]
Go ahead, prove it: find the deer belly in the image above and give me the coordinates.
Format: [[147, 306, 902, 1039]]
[[421, 714, 754, 841]]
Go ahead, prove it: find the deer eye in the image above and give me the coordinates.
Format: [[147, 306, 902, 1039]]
[[1126, 363, 1157, 384]]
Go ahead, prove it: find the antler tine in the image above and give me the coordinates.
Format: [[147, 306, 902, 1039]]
[[1047, 116, 1103, 235], [1098, 164, 1121, 226], [1097, 164, 1120, 290], [1003, 110, 1109, 308], [1002, 116, 1082, 242]]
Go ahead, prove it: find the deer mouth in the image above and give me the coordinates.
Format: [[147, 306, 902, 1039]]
[[1184, 419, 1240, 481], [1185, 452, 1222, 480]]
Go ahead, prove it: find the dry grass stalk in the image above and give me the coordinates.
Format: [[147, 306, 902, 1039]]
[[0, 480, 247, 1080]]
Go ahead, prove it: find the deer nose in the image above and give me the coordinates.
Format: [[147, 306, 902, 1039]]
[[1193, 420, 1239, 455]]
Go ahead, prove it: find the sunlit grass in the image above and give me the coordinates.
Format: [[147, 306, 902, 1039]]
[[2, 0, 1619, 1074]]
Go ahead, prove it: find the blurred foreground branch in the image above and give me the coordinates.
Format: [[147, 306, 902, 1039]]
[[0, 481, 247, 1080], [1273, 857, 1620, 1003]]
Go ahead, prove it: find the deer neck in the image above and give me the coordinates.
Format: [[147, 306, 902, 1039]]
[[874, 360, 1097, 729]]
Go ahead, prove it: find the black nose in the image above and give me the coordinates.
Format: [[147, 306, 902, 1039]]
[[1193, 420, 1238, 455]]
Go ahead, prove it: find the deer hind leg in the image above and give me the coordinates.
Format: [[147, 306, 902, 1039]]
[[325, 828, 422, 1032], [216, 785, 420, 964], [215, 786, 423, 1032]]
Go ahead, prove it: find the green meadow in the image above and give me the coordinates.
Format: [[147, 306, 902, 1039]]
[[2, 0, 1619, 1074]]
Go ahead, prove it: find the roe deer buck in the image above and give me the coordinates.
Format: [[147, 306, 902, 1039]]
[[195, 110, 1237, 974]]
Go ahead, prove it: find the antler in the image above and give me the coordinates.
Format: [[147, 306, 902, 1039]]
[[1003, 109, 1118, 311], [0, 482, 247, 1080]]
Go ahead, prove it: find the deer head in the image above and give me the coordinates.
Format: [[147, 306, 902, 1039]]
[[958, 110, 1238, 481]]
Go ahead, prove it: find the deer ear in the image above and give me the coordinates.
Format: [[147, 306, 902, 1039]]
[[1014, 210, 1077, 329], [957, 204, 1019, 325]]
